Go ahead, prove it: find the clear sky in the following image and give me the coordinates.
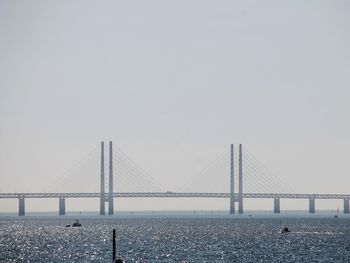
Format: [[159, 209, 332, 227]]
[[0, 0, 350, 212]]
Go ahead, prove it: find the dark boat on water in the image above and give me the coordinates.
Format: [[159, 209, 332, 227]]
[[280, 227, 291, 233], [66, 219, 82, 227]]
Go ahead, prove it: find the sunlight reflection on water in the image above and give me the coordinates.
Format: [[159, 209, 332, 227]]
[[0, 217, 349, 262]]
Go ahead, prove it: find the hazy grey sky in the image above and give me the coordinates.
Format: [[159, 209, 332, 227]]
[[0, 0, 350, 212]]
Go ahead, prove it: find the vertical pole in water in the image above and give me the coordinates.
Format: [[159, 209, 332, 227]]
[[230, 144, 235, 214], [100, 141, 105, 215], [112, 229, 116, 262], [238, 144, 243, 214], [109, 141, 114, 215]]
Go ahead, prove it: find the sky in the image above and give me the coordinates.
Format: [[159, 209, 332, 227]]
[[0, 0, 350, 212]]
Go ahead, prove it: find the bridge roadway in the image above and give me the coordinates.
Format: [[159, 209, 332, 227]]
[[1, 192, 350, 199]]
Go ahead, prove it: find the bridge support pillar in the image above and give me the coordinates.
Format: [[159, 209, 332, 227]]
[[108, 141, 114, 215], [238, 144, 243, 214], [344, 199, 349, 214], [18, 197, 25, 216], [309, 197, 315, 213], [230, 144, 235, 214], [59, 197, 66, 216], [100, 141, 105, 215], [274, 197, 280, 214]]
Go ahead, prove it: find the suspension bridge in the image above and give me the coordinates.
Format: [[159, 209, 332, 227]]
[[1, 142, 349, 216]]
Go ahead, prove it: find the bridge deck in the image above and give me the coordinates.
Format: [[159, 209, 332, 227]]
[[0, 192, 349, 199]]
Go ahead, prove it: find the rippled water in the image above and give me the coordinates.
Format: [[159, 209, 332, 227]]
[[1, 216, 350, 262]]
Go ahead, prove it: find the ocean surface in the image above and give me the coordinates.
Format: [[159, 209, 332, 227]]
[[1, 214, 350, 262]]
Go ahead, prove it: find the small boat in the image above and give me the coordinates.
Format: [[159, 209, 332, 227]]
[[280, 227, 291, 233], [72, 219, 82, 227], [66, 219, 82, 227]]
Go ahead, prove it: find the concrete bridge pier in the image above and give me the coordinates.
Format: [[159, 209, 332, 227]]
[[274, 197, 280, 213], [309, 197, 315, 213], [344, 199, 349, 214], [59, 197, 66, 216], [18, 196, 25, 216]]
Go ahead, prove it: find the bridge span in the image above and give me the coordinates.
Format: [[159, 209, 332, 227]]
[[1, 192, 350, 200], [1, 142, 349, 216], [1, 192, 349, 216]]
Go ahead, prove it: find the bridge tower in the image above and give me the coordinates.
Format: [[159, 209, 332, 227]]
[[100, 141, 115, 216], [108, 141, 114, 215], [238, 144, 243, 214], [100, 141, 105, 215], [230, 144, 235, 214]]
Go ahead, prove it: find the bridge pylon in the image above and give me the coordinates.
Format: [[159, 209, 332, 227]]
[[100, 141, 105, 215], [100, 141, 115, 216], [230, 143, 243, 215], [238, 144, 243, 214], [108, 141, 114, 215], [230, 144, 235, 214]]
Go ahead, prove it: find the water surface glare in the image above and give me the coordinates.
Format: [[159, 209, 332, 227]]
[[1, 217, 350, 262]]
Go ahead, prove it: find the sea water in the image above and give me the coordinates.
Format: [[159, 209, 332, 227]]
[[0, 214, 349, 262]]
